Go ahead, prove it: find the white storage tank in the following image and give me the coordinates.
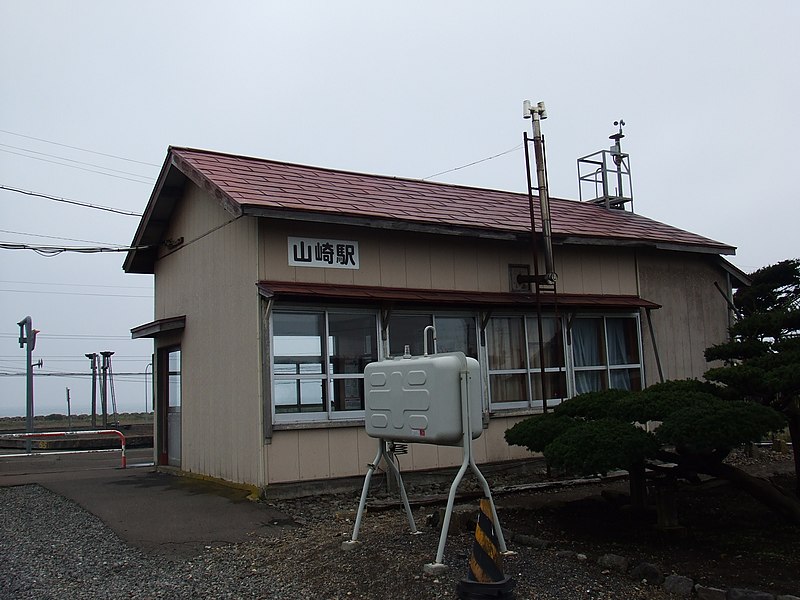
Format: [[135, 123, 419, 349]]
[[364, 352, 483, 445]]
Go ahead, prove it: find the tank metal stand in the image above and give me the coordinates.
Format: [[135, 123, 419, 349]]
[[342, 438, 419, 550]]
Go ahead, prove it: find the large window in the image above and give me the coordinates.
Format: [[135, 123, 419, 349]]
[[486, 313, 642, 410], [527, 317, 567, 404], [271, 305, 643, 423], [572, 316, 642, 394], [272, 310, 378, 420], [487, 315, 566, 410]]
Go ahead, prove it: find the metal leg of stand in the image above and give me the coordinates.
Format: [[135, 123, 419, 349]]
[[383, 448, 418, 533], [342, 440, 384, 548], [424, 455, 470, 573], [469, 458, 509, 553]]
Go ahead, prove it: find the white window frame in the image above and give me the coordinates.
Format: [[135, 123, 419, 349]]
[[271, 307, 380, 424], [270, 305, 644, 425], [569, 313, 645, 394], [486, 313, 569, 413]]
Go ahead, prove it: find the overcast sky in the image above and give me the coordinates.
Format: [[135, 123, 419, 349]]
[[1, 2, 797, 417]]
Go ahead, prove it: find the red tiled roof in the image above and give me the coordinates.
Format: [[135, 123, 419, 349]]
[[168, 147, 732, 253], [257, 281, 661, 311]]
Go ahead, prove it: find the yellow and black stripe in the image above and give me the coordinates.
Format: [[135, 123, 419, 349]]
[[467, 498, 504, 583]]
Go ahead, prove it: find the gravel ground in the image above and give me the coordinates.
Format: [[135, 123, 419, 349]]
[[1, 482, 677, 600]]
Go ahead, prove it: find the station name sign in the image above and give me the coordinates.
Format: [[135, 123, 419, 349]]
[[288, 236, 360, 269]]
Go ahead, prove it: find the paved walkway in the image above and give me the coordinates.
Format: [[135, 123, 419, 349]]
[[0, 449, 290, 557]]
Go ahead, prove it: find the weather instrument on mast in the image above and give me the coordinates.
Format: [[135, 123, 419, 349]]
[[577, 119, 634, 210]]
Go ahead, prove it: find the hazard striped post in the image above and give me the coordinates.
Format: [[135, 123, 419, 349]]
[[456, 498, 515, 599]]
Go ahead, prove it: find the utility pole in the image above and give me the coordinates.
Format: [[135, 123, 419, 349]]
[[66, 387, 72, 431], [17, 316, 38, 453], [85, 353, 98, 428], [100, 351, 115, 427], [100, 352, 109, 427]]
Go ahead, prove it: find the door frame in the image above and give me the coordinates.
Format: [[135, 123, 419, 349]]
[[156, 345, 181, 466]]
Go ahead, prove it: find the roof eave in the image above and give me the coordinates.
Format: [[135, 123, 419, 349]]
[[243, 207, 737, 254], [123, 148, 245, 274], [241, 205, 521, 241], [717, 257, 751, 287], [171, 150, 244, 219], [123, 152, 180, 274], [558, 235, 735, 255]]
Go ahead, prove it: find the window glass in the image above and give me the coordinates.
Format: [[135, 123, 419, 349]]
[[167, 350, 181, 408], [488, 316, 526, 370], [328, 313, 377, 374], [331, 379, 366, 412], [572, 318, 605, 367], [274, 379, 325, 413], [531, 371, 567, 401], [571, 316, 642, 395], [606, 317, 639, 365], [389, 314, 432, 356], [273, 312, 324, 375], [489, 373, 528, 404], [327, 312, 376, 413], [574, 370, 608, 394], [272, 309, 377, 420], [527, 317, 565, 369], [610, 368, 642, 391], [435, 316, 478, 358]]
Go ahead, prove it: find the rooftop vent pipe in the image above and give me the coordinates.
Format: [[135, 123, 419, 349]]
[[523, 101, 556, 285]]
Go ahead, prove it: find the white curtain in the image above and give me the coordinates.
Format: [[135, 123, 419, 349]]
[[606, 318, 632, 365], [572, 318, 602, 367]]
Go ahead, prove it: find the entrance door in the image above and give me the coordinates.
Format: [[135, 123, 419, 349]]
[[166, 349, 181, 466]]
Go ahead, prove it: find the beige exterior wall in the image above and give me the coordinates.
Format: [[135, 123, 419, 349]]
[[150, 200, 731, 487], [636, 250, 730, 383], [153, 186, 263, 485], [259, 220, 638, 296], [264, 418, 532, 484], [258, 221, 642, 485]]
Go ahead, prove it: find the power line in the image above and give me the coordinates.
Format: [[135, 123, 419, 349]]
[[0, 356, 149, 361], [0, 372, 147, 377], [0, 241, 155, 256], [0, 333, 137, 340], [0, 288, 152, 298], [0, 229, 123, 247], [0, 280, 150, 290], [0, 143, 156, 179], [0, 129, 160, 167], [422, 143, 523, 180], [0, 148, 153, 185], [1, 185, 143, 216]]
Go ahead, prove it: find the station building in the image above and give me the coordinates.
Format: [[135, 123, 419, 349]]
[[124, 146, 744, 487]]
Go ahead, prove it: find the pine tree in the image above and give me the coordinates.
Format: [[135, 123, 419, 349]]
[[705, 258, 800, 496]]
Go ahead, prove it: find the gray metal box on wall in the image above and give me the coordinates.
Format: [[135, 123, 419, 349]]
[[364, 352, 482, 445]]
